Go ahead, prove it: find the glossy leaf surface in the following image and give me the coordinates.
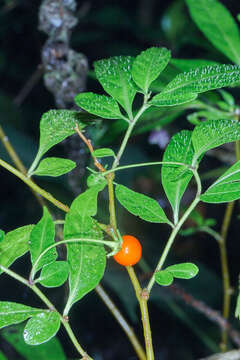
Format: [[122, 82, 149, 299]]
[[75, 92, 124, 119], [201, 160, 240, 202], [150, 91, 197, 107], [64, 184, 106, 314], [186, 0, 240, 65], [94, 56, 137, 117], [2, 324, 66, 360], [155, 270, 174, 286], [0, 302, 44, 329], [116, 184, 171, 225], [192, 119, 240, 163], [32, 157, 76, 177], [166, 262, 199, 279], [30, 207, 57, 276], [0, 225, 34, 275], [24, 312, 60, 345], [29, 110, 86, 174], [132, 47, 171, 93], [38, 261, 69, 288], [162, 130, 194, 223], [92, 148, 115, 158]]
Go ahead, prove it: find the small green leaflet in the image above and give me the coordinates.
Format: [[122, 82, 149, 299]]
[[0, 351, 6, 360], [161, 130, 194, 224], [75, 92, 124, 120], [63, 184, 107, 314], [0, 302, 44, 329], [92, 148, 116, 158], [155, 270, 174, 286], [155, 263, 199, 286], [2, 324, 66, 360], [166, 263, 199, 279], [131, 47, 171, 93], [37, 261, 69, 288], [87, 173, 107, 188], [186, 0, 240, 65], [158, 64, 240, 97], [32, 157, 76, 177], [28, 110, 86, 175], [94, 56, 137, 118], [150, 91, 197, 107], [0, 225, 34, 275], [30, 207, 57, 276], [201, 160, 240, 203], [170, 58, 219, 72], [115, 184, 171, 225], [192, 119, 240, 163], [24, 312, 61, 345]]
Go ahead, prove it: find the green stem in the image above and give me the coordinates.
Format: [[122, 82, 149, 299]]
[[147, 169, 201, 293], [127, 266, 154, 360], [219, 201, 234, 352], [112, 103, 149, 169], [0, 158, 69, 212], [30, 238, 116, 282], [95, 284, 146, 360], [0, 265, 92, 359], [104, 161, 190, 176]]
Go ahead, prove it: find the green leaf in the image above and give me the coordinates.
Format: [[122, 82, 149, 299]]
[[171, 58, 219, 72], [162, 130, 194, 224], [132, 47, 171, 93], [87, 173, 107, 188], [30, 207, 57, 276], [0, 351, 6, 360], [28, 110, 86, 175], [186, 0, 240, 65], [219, 90, 235, 107], [64, 184, 107, 314], [37, 261, 69, 288], [94, 56, 137, 117], [92, 148, 115, 158], [201, 160, 240, 203], [235, 293, 240, 319], [0, 302, 44, 329], [0, 230, 4, 243], [158, 65, 240, 97], [2, 324, 66, 360], [115, 184, 171, 225], [155, 270, 174, 286], [75, 92, 124, 120], [192, 119, 240, 163], [150, 91, 197, 107], [0, 225, 34, 275], [166, 262, 199, 279], [24, 312, 61, 345], [32, 157, 76, 177]]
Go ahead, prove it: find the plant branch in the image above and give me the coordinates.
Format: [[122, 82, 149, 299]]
[[0, 265, 92, 359], [126, 266, 154, 360], [147, 169, 201, 293], [0, 158, 70, 212]]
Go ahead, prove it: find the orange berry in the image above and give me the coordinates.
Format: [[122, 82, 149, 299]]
[[113, 235, 142, 266]]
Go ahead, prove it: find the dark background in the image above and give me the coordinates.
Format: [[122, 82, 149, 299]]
[[1, 1, 240, 359]]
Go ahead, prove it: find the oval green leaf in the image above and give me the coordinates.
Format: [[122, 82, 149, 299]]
[[150, 91, 197, 107], [32, 157, 76, 177], [0, 302, 44, 329], [30, 207, 57, 276], [192, 119, 240, 163], [38, 261, 69, 288], [186, 0, 240, 65], [92, 148, 115, 158], [155, 270, 174, 286], [24, 311, 61, 345], [75, 92, 124, 120], [0, 225, 34, 275], [115, 184, 171, 225], [28, 110, 86, 175], [161, 130, 194, 224], [94, 56, 137, 118], [166, 262, 199, 279], [132, 47, 171, 93], [201, 160, 240, 203]]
